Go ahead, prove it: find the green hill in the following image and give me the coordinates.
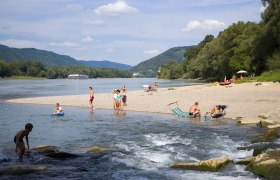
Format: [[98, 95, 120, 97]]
[[0, 44, 79, 66], [131, 46, 192, 77]]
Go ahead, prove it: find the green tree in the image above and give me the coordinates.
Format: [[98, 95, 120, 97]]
[[0, 61, 11, 77], [252, 0, 280, 74]]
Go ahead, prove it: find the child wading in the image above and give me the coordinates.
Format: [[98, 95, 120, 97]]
[[14, 123, 33, 162]]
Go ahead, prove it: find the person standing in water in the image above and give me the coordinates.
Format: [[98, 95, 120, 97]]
[[120, 87, 127, 110], [14, 123, 33, 162], [89, 86, 94, 109]]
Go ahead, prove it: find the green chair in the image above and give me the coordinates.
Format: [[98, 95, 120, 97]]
[[168, 101, 189, 118]]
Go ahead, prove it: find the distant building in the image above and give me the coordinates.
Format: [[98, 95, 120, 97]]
[[132, 72, 143, 78], [68, 74, 89, 79]]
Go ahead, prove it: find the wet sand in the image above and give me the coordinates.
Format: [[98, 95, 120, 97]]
[[6, 82, 280, 124]]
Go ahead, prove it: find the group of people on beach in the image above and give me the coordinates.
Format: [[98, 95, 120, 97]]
[[188, 102, 226, 117], [113, 85, 127, 111]]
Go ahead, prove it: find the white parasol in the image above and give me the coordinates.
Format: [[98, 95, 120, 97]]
[[237, 70, 247, 74]]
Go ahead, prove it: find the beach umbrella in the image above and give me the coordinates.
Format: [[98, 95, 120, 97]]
[[237, 70, 247, 74]]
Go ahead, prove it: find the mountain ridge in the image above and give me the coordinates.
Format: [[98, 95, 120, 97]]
[[131, 46, 192, 77], [0, 44, 131, 70]]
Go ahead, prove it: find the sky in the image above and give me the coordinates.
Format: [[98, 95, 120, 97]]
[[0, 0, 265, 66]]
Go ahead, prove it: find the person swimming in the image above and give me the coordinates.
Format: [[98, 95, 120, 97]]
[[54, 103, 63, 114]]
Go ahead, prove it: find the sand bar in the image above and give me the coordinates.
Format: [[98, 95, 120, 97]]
[[6, 82, 280, 124]]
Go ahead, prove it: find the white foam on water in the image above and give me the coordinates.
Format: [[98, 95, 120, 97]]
[[111, 153, 157, 171], [144, 133, 192, 146], [138, 152, 172, 165]]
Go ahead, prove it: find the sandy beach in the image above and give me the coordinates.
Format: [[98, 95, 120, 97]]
[[6, 82, 280, 124]]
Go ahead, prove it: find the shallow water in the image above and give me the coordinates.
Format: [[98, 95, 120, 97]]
[[0, 103, 264, 179], [0, 78, 203, 100]]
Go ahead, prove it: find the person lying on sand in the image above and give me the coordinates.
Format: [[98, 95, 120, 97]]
[[54, 103, 63, 114], [189, 102, 201, 117], [14, 123, 33, 162]]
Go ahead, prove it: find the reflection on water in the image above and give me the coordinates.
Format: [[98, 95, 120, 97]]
[[0, 103, 263, 179]]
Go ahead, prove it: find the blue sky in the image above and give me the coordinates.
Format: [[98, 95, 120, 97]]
[[0, 0, 264, 65]]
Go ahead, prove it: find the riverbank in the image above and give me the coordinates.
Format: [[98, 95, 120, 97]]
[[6, 82, 280, 124]]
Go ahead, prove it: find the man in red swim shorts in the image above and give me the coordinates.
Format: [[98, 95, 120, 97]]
[[89, 86, 94, 109]]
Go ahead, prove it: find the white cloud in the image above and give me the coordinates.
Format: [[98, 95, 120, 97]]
[[49, 41, 80, 48], [106, 48, 115, 52], [182, 19, 226, 32], [81, 36, 93, 42], [82, 20, 104, 26], [66, 4, 83, 11], [260, 4, 268, 13], [94, 1, 138, 16], [0, 39, 41, 48], [144, 49, 160, 56]]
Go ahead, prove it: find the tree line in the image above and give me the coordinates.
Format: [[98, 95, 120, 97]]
[[158, 0, 280, 81], [0, 61, 132, 78]]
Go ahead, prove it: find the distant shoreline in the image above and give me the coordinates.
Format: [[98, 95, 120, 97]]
[[6, 82, 280, 125]]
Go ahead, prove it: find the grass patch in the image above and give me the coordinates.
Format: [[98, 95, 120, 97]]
[[0, 76, 45, 80], [256, 71, 280, 82], [235, 71, 280, 83]]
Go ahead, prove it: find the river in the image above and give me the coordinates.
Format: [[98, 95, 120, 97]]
[[0, 78, 262, 179]]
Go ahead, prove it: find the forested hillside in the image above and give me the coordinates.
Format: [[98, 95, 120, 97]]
[[158, 0, 280, 81], [0, 44, 79, 66], [79, 60, 132, 70], [0, 61, 132, 78], [132, 46, 192, 77]]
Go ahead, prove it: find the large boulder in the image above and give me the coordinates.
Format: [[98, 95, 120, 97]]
[[46, 152, 79, 159], [246, 150, 280, 180], [0, 165, 48, 175], [251, 129, 279, 143], [170, 156, 232, 172]]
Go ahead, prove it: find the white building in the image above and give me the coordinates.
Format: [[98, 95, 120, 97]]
[[68, 74, 89, 79]]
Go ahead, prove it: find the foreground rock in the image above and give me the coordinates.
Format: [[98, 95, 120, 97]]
[[251, 129, 279, 143], [170, 156, 232, 172], [237, 119, 260, 125], [0, 165, 48, 175], [268, 124, 280, 129], [246, 150, 280, 180], [259, 120, 276, 128], [237, 142, 280, 151], [86, 146, 104, 153], [236, 156, 255, 165], [46, 152, 79, 159], [31, 145, 58, 153]]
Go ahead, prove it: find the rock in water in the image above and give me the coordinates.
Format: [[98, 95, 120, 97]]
[[86, 146, 103, 153], [236, 156, 255, 165], [259, 120, 275, 128], [46, 152, 79, 159], [31, 145, 58, 153], [251, 129, 279, 143], [0, 165, 48, 175], [246, 150, 280, 179], [170, 156, 232, 172]]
